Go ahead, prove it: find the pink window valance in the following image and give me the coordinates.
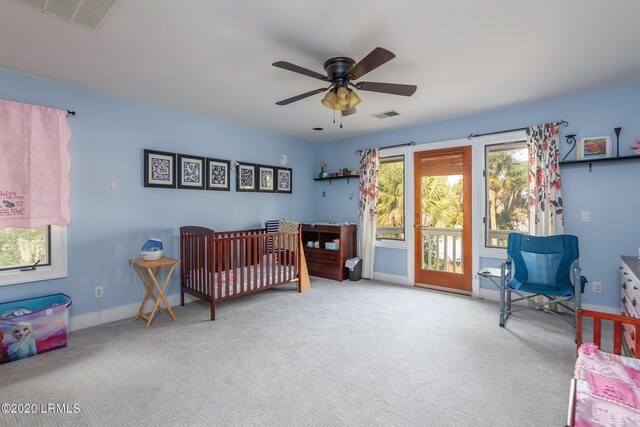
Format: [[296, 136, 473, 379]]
[[0, 99, 71, 228]]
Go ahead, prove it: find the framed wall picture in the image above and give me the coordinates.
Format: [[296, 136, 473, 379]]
[[177, 154, 205, 189], [206, 158, 230, 191], [258, 165, 275, 192], [577, 136, 611, 160], [236, 162, 256, 191], [276, 167, 292, 194], [144, 149, 176, 188]]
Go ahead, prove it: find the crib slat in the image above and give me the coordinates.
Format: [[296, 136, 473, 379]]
[[240, 234, 245, 294], [251, 237, 258, 289], [271, 235, 276, 286], [217, 239, 223, 301], [593, 318, 601, 348], [198, 235, 203, 294], [225, 239, 230, 298], [613, 322, 622, 355], [260, 235, 265, 289], [284, 235, 288, 282]]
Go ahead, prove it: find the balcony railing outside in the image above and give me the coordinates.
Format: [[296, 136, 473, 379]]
[[376, 226, 518, 272], [421, 227, 463, 273], [485, 229, 512, 248]]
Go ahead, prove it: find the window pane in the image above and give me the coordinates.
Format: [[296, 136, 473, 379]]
[[0, 226, 49, 270], [485, 143, 529, 248], [376, 155, 405, 240]]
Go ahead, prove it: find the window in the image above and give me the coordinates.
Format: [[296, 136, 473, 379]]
[[485, 142, 529, 248], [0, 225, 67, 286], [376, 155, 405, 240], [0, 226, 51, 271]]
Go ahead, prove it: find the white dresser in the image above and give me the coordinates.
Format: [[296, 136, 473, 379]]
[[621, 255, 640, 357]]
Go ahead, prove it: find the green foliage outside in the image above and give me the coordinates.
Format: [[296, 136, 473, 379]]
[[486, 148, 529, 247], [376, 160, 405, 239], [421, 175, 463, 271], [0, 226, 47, 269]]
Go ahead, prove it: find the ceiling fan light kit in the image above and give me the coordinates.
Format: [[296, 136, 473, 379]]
[[273, 47, 417, 127]]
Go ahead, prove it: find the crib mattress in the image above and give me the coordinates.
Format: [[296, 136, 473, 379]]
[[186, 264, 295, 299], [574, 343, 640, 426]]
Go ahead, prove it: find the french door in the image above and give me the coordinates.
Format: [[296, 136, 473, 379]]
[[413, 146, 472, 293]]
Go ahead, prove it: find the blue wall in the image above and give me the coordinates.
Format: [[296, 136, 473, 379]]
[[0, 70, 316, 317], [315, 84, 640, 310], [1, 69, 638, 317]]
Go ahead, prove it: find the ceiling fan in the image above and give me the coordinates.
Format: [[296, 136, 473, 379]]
[[272, 47, 417, 121]]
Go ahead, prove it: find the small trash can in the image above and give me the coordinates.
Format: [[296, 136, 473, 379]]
[[346, 257, 362, 281]]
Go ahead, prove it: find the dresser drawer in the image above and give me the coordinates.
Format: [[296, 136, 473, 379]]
[[622, 307, 639, 358], [622, 264, 640, 300], [304, 248, 339, 262], [308, 263, 340, 279], [622, 288, 639, 318]]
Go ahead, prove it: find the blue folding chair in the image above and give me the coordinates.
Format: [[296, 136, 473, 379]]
[[499, 233, 587, 327]]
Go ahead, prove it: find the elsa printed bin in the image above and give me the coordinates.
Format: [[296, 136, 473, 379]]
[[0, 293, 71, 364]]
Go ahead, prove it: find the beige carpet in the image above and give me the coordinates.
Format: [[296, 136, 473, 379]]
[[0, 279, 583, 426]]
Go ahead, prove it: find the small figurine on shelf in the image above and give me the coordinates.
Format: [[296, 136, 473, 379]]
[[632, 137, 640, 155], [318, 160, 327, 178]]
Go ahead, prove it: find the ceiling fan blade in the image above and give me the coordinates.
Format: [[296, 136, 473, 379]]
[[275, 88, 328, 106], [272, 61, 329, 81], [347, 47, 396, 80], [355, 81, 417, 97], [342, 108, 357, 117]]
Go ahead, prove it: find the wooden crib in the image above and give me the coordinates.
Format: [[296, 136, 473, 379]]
[[180, 225, 309, 320], [566, 309, 640, 426]]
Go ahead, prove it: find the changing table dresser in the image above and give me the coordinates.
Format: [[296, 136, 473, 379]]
[[621, 255, 640, 357], [301, 223, 356, 281]]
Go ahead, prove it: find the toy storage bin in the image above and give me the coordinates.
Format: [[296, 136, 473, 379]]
[[0, 293, 72, 364]]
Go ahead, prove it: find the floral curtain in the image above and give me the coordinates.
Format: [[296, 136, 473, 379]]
[[528, 123, 565, 311], [359, 148, 379, 279], [527, 123, 564, 236]]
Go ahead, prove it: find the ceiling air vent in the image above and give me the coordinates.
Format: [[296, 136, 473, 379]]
[[372, 110, 400, 119], [17, 0, 118, 31]]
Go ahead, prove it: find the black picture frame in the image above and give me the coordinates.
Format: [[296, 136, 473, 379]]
[[236, 162, 256, 191], [206, 158, 230, 191], [258, 165, 275, 192], [177, 154, 205, 190], [276, 167, 292, 194], [144, 149, 176, 188]]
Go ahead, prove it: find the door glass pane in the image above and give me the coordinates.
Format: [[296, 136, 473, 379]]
[[420, 175, 463, 273]]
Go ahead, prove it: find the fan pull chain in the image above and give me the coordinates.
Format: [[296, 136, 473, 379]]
[[340, 113, 343, 129], [333, 109, 335, 124]]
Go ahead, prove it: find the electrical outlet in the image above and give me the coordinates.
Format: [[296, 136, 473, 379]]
[[95, 286, 103, 298], [592, 281, 602, 293], [581, 211, 591, 222]]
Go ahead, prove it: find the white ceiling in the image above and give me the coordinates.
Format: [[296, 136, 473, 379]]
[[1, 0, 639, 143]]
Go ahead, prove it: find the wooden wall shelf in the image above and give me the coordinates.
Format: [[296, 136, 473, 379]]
[[560, 155, 640, 172], [313, 174, 360, 184]]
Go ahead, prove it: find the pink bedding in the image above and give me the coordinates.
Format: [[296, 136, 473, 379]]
[[574, 343, 640, 426]]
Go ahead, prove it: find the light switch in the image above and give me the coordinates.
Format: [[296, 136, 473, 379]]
[[581, 211, 590, 222]]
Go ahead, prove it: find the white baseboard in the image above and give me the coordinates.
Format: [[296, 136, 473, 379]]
[[478, 287, 527, 306], [581, 303, 620, 315], [478, 288, 620, 314], [372, 271, 409, 286], [69, 293, 199, 332]]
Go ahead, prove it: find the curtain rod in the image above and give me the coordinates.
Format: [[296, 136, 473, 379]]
[[355, 141, 415, 155], [466, 120, 568, 140], [67, 110, 76, 116]]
